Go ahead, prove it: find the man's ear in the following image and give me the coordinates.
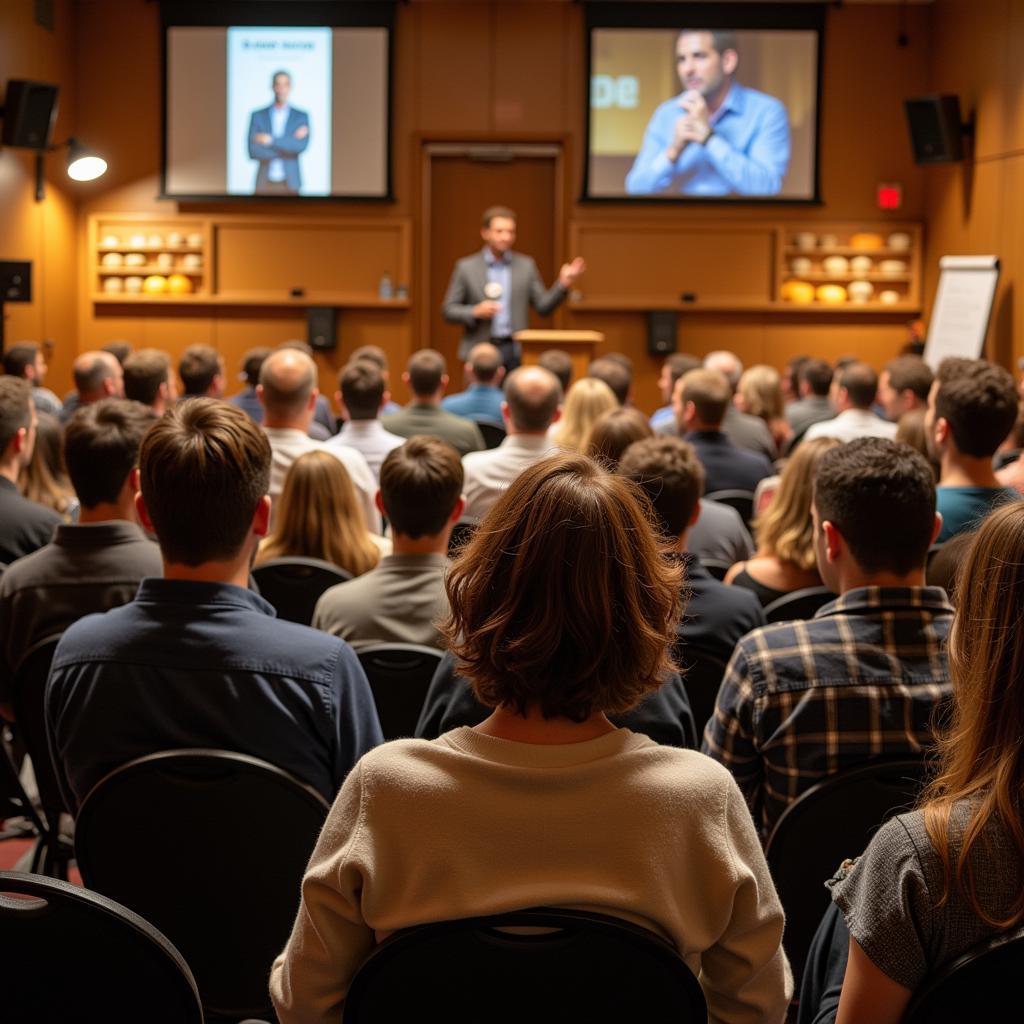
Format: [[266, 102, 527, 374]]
[[374, 490, 385, 515], [550, 407, 562, 425], [934, 416, 951, 447], [722, 49, 739, 76], [335, 390, 349, 419], [688, 500, 701, 529], [822, 520, 843, 564], [379, 389, 391, 413], [308, 387, 319, 411], [450, 495, 466, 524], [256, 384, 266, 407], [501, 401, 510, 426], [10, 426, 28, 456], [252, 494, 271, 538], [441, 374, 450, 390], [135, 490, 155, 534], [930, 512, 943, 546]]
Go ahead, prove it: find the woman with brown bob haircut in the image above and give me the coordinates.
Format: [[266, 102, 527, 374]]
[[271, 453, 791, 1024]]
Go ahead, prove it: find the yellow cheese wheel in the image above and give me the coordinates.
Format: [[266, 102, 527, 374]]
[[816, 284, 848, 304], [143, 274, 168, 293], [166, 273, 193, 294], [849, 233, 885, 251], [781, 280, 816, 304]]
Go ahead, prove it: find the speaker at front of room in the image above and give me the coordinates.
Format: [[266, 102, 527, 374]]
[[1, 80, 59, 149], [307, 306, 337, 351], [904, 95, 965, 164], [647, 311, 678, 356]]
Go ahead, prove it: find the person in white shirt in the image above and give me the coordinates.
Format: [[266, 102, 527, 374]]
[[803, 362, 898, 444], [461, 365, 562, 520], [328, 360, 404, 482], [258, 349, 381, 533]]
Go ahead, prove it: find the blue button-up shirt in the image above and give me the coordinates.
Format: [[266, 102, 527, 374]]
[[442, 383, 505, 423], [46, 578, 383, 810], [625, 82, 791, 197], [483, 247, 512, 338]]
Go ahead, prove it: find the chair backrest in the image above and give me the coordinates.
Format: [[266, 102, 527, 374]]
[[705, 489, 755, 526], [358, 643, 445, 741], [476, 419, 507, 450], [902, 923, 1024, 1023], [763, 586, 833, 623], [342, 906, 707, 1024], [0, 870, 204, 1023], [448, 518, 480, 556], [251, 556, 352, 625], [765, 757, 928, 985], [673, 647, 728, 738], [701, 558, 732, 581], [74, 748, 330, 1020]]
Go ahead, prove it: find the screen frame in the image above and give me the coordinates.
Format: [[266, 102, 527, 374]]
[[159, 0, 396, 203], [581, 1, 826, 206]]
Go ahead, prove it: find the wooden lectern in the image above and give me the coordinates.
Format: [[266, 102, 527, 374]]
[[514, 330, 604, 381]]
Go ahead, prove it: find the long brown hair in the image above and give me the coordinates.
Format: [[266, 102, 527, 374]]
[[20, 412, 76, 519], [922, 501, 1024, 927], [257, 450, 380, 577]]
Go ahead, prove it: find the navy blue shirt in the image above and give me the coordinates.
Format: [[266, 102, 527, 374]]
[[45, 578, 383, 810], [686, 430, 774, 496]]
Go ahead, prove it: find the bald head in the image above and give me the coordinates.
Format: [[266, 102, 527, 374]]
[[703, 350, 742, 392], [466, 342, 504, 386], [74, 350, 124, 402], [258, 348, 318, 425], [504, 365, 562, 433]]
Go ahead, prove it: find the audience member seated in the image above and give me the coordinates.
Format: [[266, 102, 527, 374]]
[[927, 357, 1019, 542], [650, 353, 701, 431], [583, 406, 653, 469], [800, 503, 1024, 1024], [60, 350, 124, 422], [123, 348, 177, 415], [803, 362, 897, 443], [619, 436, 765, 663], [46, 399, 383, 811], [329, 359, 405, 481], [675, 368, 774, 495], [895, 407, 940, 480], [441, 342, 506, 422], [785, 358, 834, 440], [586, 356, 632, 406], [550, 377, 617, 451], [0, 378, 61, 564], [699, 351, 777, 459], [0, 399, 161, 712], [256, 450, 387, 576], [781, 354, 809, 406], [537, 347, 573, 394], [382, 349, 485, 456], [229, 347, 270, 423], [314, 437, 463, 651], [737, 364, 791, 453], [3, 342, 61, 417], [177, 344, 225, 400], [347, 344, 401, 415], [704, 438, 952, 838], [877, 354, 934, 423], [724, 437, 840, 606], [19, 412, 78, 522], [102, 340, 133, 367], [462, 366, 561, 519], [259, 348, 380, 534], [688, 497, 755, 567], [277, 341, 338, 439], [271, 452, 791, 1024]]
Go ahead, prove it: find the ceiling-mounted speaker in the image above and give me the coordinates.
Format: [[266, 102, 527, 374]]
[[904, 95, 965, 164], [1, 80, 59, 150]]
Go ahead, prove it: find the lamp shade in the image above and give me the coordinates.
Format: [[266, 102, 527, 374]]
[[66, 138, 106, 181]]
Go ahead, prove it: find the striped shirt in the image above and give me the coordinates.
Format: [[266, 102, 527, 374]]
[[701, 586, 953, 839]]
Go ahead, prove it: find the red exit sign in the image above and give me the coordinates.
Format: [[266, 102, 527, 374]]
[[877, 182, 903, 210]]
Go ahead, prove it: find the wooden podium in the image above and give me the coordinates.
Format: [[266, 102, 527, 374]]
[[514, 330, 604, 380]]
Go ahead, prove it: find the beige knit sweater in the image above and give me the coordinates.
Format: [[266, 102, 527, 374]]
[[270, 727, 792, 1023]]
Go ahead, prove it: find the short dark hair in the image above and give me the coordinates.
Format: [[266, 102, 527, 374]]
[[241, 347, 271, 388], [340, 359, 385, 420], [538, 349, 572, 392], [102, 341, 132, 366], [619, 436, 704, 538], [3, 343, 39, 378], [886, 355, 934, 402], [468, 344, 503, 384], [139, 398, 271, 566], [0, 376, 32, 452], [837, 362, 879, 409], [407, 349, 446, 397], [481, 205, 516, 228], [681, 368, 731, 426], [64, 399, 158, 508], [665, 353, 701, 388], [800, 358, 833, 397], [587, 357, 631, 405], [679, 29, 739, 57], [584, 407, 653, 469], [785, 355, 810, 395], [935, 358, 1018, 458], [379, 436, 463, 539], [349, 344, 389, 370], [814, 438, 936, 575], [504, 366, 562, 432], [272, 70, 291, 84], [178, 345, 222, 397], [123, 349, 171, 407]]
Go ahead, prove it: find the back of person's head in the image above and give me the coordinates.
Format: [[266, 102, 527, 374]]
[[504, 365, 562, 433], [583, 406, 652, 469], [537, 349, 572, 392], [784, 355, 809, 398], [755, 437, 840, 571], [102, 341, 132, 366], [895, 407, 939, 480], [2, 343, 40, 379], [348, 344, 389, 371], [178, 344, 222, 397], [800, 358, 833, 397], [339, 359, 385, 421], [467, 343, 503, 385], [933, 357, 1018, 458], [836, 361, 878, 409], [664, 353, 701, 391], [885, 355, 934, 403], [737, 364, 784, 421], [703, 350, 743, 392], [73, 351, 120, 397], [19, 411, 72, 514], [123, 349, 172, 407], [0, 375, 32, 455], [814, 437, 936, 576], [139, 398, 271, 566], [64, 398, 158, 508], [240, 347, 271, 388], [259, 348, 317, 420], [379, 435, 463, 538], [442, 452, 682, 721], [618, 435, 704, 539], [406, 348, 447, 398], [586, 357, 631, 406], [680, 368, 731, 427], [552, 377, 618, 451]]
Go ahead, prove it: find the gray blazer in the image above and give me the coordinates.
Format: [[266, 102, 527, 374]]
[[442, 250, 567, 359]]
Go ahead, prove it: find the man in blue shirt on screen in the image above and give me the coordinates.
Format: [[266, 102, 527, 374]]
[[248, 70, 310, 195], [625, 30, 790, 197]]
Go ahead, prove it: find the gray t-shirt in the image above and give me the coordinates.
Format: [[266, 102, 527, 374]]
[[828, 804, 1022, 990]]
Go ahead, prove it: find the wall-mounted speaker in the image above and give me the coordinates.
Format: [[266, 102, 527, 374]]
[[307, 306, 337, 351], [647, 310, 678, 356], [904, 95, 965, 164], [1, 80, 59, 149]]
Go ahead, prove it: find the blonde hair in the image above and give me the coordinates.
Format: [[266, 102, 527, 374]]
[[753, 437, 840, 570], [552, 378, 617, 451], [257, 450, 380, 577], [20, 412, 76, 519], [737, 365, 784, 422]]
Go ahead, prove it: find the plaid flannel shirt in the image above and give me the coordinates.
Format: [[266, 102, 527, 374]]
[[701, 586, 953, 839]]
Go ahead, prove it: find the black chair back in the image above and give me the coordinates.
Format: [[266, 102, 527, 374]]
[[251, 556, 351, 625], [342, 907, 707, 1024], [763, 586, 833, 623], [701, 558, 732, 581], [74, 748, 330, 1021], [448, 518, 480, 556], [674, 647, 728, 738], [476, 419, 507, 449], [765, 757, 928, 985], [705, 489, 755, 527], [358, 643, 444, 740], [0, 870, 204, 1023]]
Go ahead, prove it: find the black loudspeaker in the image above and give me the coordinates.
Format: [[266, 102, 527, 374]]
[[647, 310, 678, 356], [1, 80, 59, 149], [307, 306, 337, 351], [904, 95, 964, 164]]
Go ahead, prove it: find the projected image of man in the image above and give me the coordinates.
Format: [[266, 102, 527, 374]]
[[248, 70, 310, 195], [625, 30, 790, 197]]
